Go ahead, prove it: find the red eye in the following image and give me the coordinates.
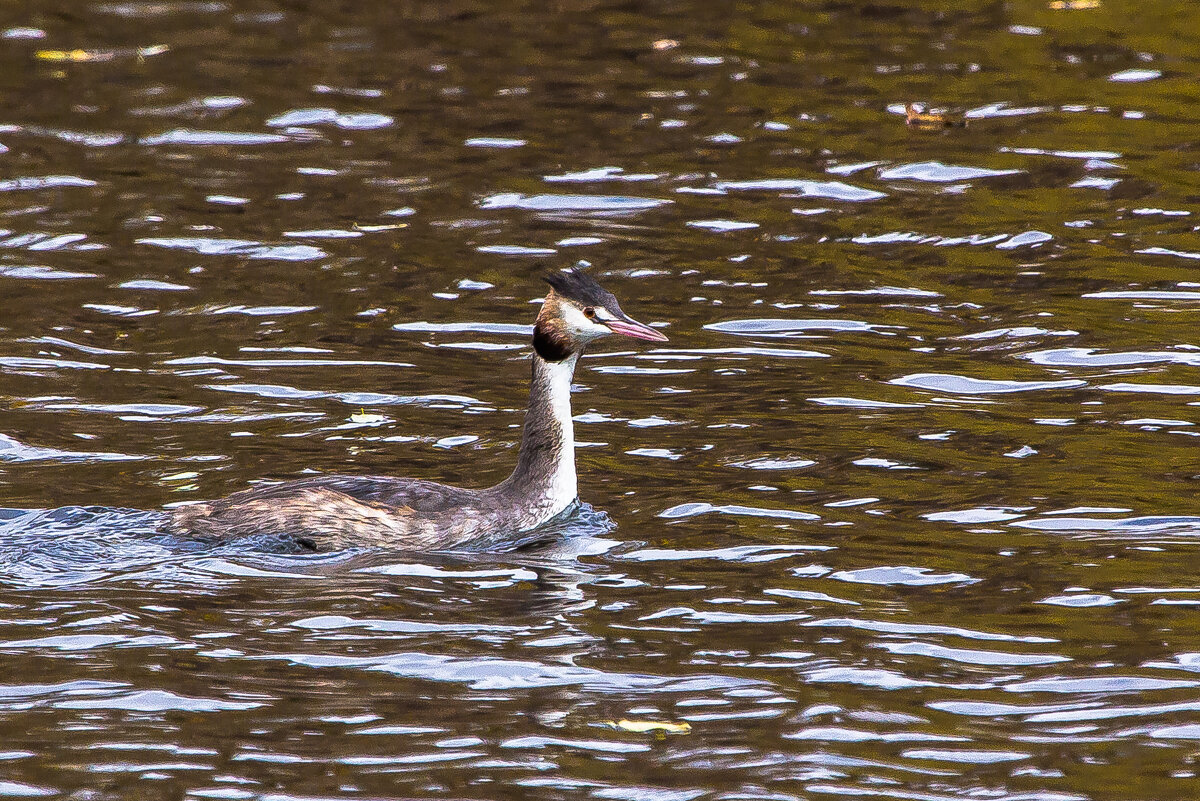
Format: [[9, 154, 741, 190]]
[[583, 307, 596, 319]]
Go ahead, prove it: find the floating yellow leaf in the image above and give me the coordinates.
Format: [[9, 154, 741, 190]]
[[607, 719, 691, 734], [355, 223, 408, 232], [1050, 0, 1100, 9], [37, 45, 167, 63], [36, 49, 109, 63]]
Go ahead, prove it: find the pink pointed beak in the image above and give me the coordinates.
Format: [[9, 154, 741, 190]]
[[606, 315, 669, 342]]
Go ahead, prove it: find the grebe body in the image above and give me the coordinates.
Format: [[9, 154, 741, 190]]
[[166, 269, 666, 550]]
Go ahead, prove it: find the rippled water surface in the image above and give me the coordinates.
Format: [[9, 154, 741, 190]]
[[3, 1, 1200, 798]]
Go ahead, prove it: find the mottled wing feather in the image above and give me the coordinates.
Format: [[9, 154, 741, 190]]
[[165, 475, 480, 549], [294, 475, 479, 511]]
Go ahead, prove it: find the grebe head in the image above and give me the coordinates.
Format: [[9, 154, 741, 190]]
[[533, 267, 668, 362]]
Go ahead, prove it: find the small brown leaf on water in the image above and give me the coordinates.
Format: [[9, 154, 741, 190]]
[[905, 103, 967, 130]]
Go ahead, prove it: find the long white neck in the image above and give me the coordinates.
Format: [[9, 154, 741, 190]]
[[494, 353, 578, 518]]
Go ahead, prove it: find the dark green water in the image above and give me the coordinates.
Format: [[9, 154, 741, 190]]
[[2, 1, 1200, 798]]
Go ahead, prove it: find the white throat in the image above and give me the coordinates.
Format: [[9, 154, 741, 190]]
[[539, 354, 578, 511]]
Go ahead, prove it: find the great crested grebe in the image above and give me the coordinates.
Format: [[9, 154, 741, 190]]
[[165, 268, 668, 551]]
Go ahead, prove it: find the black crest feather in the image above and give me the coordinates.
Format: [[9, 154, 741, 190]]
[[543, 267, 622, 314]]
